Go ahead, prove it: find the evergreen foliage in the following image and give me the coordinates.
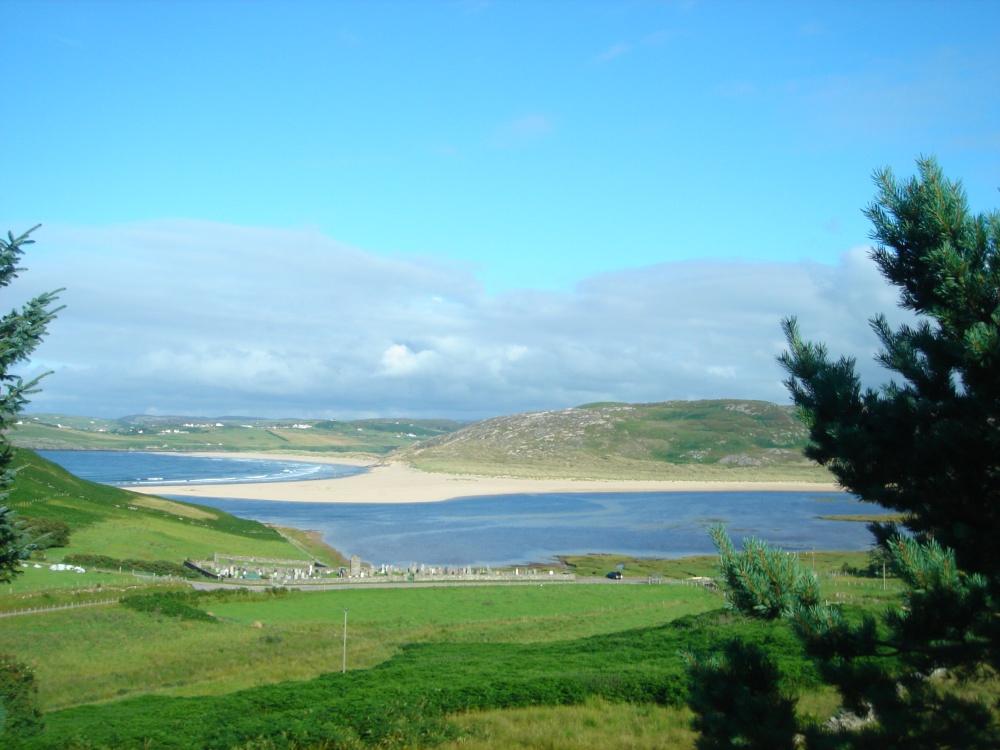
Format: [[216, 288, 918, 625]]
[[0, 226, 62, 584], [686, 159, 1000, 747], [683, 639, 799, 750], [0, 226, 61, 740], [0, 653, 43, 739], [709, 523, 820, 619], [0, 505, 28, 584], [777, 157, 1000, 576]]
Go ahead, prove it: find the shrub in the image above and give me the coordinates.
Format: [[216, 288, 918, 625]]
[[62, 554, 199, 579], [0, 653, 43, 738], [20, 516, 71, 549], [120, 592, 218, 623]]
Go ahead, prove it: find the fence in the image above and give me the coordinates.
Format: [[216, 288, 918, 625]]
[[0, 597, 120, 618]]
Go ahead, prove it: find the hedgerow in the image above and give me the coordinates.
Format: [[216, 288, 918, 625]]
[[62, 554, 198, 579]]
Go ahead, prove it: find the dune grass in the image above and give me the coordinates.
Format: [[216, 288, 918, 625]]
[[407, 454, 833, 482]]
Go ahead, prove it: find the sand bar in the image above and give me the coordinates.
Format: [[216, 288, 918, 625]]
[[132, 452, 842, 504]]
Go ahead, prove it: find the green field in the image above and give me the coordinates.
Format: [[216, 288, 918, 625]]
[[11, 414, 463, 455], [1, 584, 722, 711], [1, 542, 903, 749], [0, 446, 918, 749], [6, 585, 839, 750]]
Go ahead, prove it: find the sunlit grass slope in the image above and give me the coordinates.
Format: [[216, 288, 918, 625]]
[[5, 448, 308, 564]]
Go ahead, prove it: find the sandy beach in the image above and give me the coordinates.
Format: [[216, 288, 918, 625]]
[[132, 453, 842, 504]]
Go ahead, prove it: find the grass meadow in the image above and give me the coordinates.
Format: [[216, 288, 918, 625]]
[[0, 449, 925, 748], [0, 548, 919, 749], [9, 597, 822, 750], [2, 583, 722, 711]]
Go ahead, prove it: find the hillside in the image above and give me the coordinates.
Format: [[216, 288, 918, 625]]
[[10, 413, 463, 455], [400, 399, 831, 481], [11, 400, 832, 482], [5, 449, 317, 566]]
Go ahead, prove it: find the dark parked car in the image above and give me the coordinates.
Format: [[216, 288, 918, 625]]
[[606, 571, 622, 580]]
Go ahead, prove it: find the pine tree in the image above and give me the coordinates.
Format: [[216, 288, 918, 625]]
[[709, 523, 820, 620], [776, 155, 1000, 740], [686, 160, 1000, 747], [0, 225, 62, 584], [684, 639, 799, 750], [0, 225, 60, 739], [777, 157, 1000, 576]]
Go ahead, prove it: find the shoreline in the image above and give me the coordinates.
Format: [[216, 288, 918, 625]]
[[132, 451, 843, 504]]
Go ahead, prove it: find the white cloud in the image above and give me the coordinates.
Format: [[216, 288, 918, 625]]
[[380, 344, 439, 377], [16, 220, 912, 421]]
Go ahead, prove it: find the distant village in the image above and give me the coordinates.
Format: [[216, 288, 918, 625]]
[[187, 553, 577, 584]]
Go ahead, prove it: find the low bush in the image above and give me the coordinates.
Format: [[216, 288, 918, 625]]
[[0, 653, 43, 739], [19, 517, 70, 549], [119, 592, 218, 624], [62, 554, 198, 579]]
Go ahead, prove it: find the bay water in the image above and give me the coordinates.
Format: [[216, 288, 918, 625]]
[[39, 450, 876, 568]]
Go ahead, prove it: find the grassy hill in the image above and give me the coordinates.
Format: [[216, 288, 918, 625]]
[[10, 413, 464, 455], [399, 399, 832, 481], [12, 400, 833, 482], [5, 449, 317, 567]]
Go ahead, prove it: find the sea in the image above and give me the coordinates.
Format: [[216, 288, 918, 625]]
[[37, 450, 366, 487], [38, 450, 879, 568]]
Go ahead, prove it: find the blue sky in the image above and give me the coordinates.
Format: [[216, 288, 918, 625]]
[[3, 0, 998, 420]]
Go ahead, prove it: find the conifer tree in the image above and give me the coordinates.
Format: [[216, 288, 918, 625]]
[[0, 225, 62, 583], [777, 157, 1000, 576], [684, 639, 799, 750], [686, 160, 1000, 747], [709, 523, 820, 619], [0, 226, 61, 740], [0, 225, 60, 739]]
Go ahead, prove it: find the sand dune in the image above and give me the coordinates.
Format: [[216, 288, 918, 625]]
[[132, 453, 841, 504]]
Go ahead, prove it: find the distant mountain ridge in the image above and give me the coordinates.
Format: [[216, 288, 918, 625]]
[[399, 399, 829, 482]]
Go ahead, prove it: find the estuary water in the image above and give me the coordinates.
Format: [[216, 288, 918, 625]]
[[39, 450, 877, 568], [37, 450, 366, 487]]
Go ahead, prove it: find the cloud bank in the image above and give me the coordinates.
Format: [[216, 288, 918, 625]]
[[16, 221, 909, 420]]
